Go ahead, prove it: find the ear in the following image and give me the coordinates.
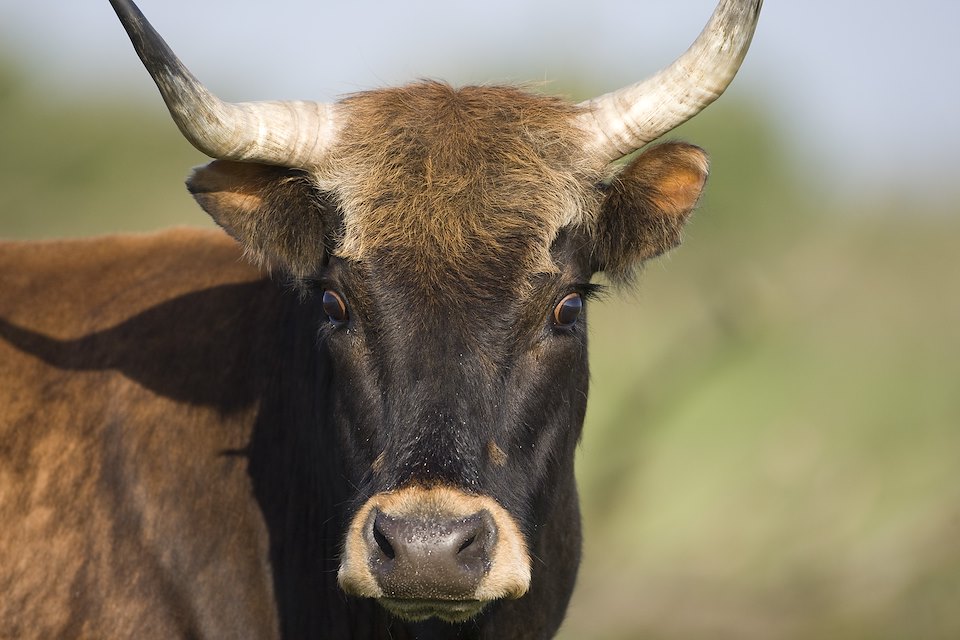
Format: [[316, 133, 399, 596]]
[[591, 142, 709, 282], [187, 160, 331, 278]]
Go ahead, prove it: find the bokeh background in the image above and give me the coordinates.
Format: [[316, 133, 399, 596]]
[[2, 1, 958, 637]]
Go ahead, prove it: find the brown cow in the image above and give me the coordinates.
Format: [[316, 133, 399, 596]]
[[0, 0, 762, 637]]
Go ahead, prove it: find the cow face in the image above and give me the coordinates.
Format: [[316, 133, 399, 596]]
[[187, 82, 708, 622]]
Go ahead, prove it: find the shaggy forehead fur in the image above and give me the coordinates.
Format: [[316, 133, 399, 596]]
[[315, 82, 604, 289]]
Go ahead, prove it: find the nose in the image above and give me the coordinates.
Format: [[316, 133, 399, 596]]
[[367, 508, 496, 599]]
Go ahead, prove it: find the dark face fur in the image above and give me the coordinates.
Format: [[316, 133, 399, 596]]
[[187, 81, 709, 623], [323, 234, 592, 620], [319, 236, 593, 495]]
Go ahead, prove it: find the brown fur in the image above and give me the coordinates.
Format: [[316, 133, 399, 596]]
[[321, 83, 603, 276], [488, 440, 508, 467], [593, 142, 709, 282], [187, 162, 331, 279], [0, 230, 280, 638]]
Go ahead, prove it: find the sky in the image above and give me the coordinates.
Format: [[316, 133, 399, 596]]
[[2, 0, 958, 203]]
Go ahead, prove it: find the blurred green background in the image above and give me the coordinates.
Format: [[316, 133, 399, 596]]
[[2, 4, 959, 637]]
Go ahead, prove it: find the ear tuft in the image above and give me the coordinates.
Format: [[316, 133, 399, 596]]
[[187, 160, 331, 278], [591, 142, 708, 282]]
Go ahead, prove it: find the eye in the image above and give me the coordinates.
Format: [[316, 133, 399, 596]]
[[552, 292, 583, 329], [322, 289, 349, 327]]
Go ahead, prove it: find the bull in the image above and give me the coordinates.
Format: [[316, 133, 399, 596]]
[[0, 0, 762, 637]]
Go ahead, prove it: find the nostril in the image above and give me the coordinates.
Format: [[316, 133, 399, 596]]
[[450, 511, 495, 570], [457, 534, 477, 555], [372, 512, 396, 560]]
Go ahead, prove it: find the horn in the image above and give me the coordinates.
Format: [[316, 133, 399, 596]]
[[109, 0, 337, 167], [578, 0, 762, 162]]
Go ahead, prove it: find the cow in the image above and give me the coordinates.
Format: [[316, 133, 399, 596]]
[[0, 0, 762, 637]]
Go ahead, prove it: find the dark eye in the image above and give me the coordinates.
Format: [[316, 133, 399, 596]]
[[552, 292, 583, 329], [322, 290, 349, 327]]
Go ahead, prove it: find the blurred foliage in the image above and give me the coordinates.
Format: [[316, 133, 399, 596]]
[[0, 59, 209, 239], [2, 57, 959, 639]]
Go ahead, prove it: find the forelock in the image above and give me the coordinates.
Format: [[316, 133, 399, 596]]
[[314, 82, 603, 289]]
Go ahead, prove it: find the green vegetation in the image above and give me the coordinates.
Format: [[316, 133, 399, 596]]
[[0, 59, 209, 238], [3, 60, 958, 639]]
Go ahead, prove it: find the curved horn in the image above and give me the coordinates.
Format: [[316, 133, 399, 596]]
[[109, 0, 336, 167], [578, 0, 762, 162]]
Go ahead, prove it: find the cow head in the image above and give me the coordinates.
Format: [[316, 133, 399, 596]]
[[110, 0, 760, 626]]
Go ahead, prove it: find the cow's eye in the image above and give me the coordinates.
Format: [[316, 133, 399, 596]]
[[552, 292, 582, 329], [322, 290, 349, 326]]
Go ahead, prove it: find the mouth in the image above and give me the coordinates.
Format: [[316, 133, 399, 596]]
[[378, 597, 488, 623]]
